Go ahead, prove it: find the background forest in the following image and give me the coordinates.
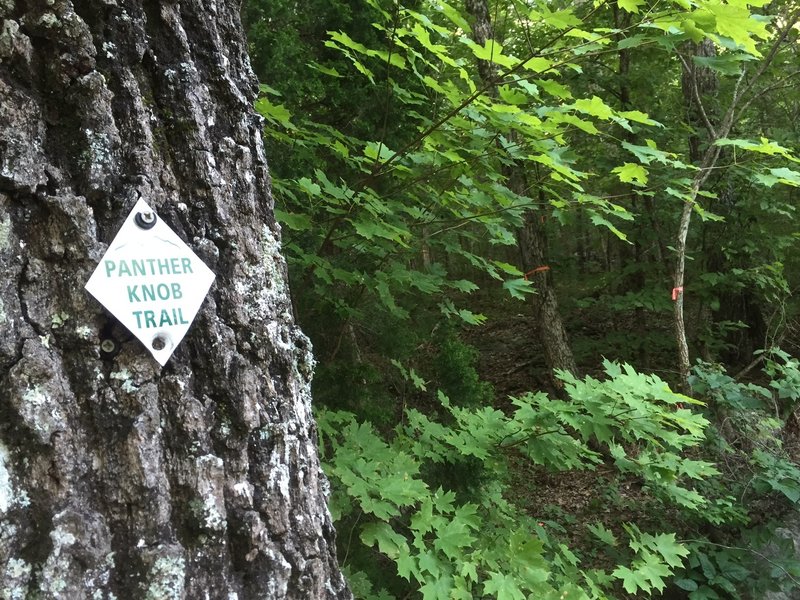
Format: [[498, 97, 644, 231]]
[[244, 0, 800, 597]]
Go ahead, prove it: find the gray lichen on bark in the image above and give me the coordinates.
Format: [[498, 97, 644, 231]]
[[0, 1, 349, 598]]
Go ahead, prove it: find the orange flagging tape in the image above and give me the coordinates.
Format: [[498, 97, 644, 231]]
[[524, 266, 550, 280]]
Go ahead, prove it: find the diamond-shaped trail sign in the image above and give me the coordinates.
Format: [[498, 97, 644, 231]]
[[85, 199, 215, 365]]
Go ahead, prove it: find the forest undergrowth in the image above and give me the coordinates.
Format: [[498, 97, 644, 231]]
[[244, 0, 800, 596], [465, 284, 800, 597], [314, 279, 800, 599]]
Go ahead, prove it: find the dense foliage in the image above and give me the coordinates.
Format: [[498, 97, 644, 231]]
[[244, 0, 800, 597]]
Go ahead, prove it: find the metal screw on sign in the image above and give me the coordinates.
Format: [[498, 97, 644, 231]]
[[100, 338, 117, 354], [99, 337, 119, 359], [134, 210, 157, 230], [151, 335, 167, 351]]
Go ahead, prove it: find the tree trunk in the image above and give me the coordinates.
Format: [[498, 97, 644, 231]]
[[0, 2, 349, 599], [464, 0, 496, 85], [672, 11, 800, 389], [674, 39, 718, 390], [464, 0, 578, 380], [518, 211, 578, 379]]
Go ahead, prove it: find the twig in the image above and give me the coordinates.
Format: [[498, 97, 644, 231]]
[[677, 52, 718, 138], [734, 354, 765, 381]]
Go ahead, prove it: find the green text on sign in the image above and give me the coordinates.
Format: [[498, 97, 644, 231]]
[[104, 257, 194, 277]]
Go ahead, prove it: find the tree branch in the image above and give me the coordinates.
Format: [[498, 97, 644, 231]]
[[677, 52, 718, 138]]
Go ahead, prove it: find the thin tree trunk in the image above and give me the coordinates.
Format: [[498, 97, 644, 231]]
[[675, 39, 718, 390], [643, 195, 671, 279], [0, 2, 349, 598], [464, 0, 496, 85], [673, 184, 701, 390], [672, 8, 800, 388], [576, 207, 588, 274], [465, 0, 578, 379], [518, 210, 578, 378]]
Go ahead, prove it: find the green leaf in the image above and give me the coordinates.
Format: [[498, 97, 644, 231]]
[[483, 572, 525, 600], [573, 96, 614, 120], [364, 141, 396, 163], [612, 565, 650, 595], [254, 98, 296, 130], [498, 85, 529, 105], [450, 279, 479, 293], [704, 2, 770, 56], [651, 533, 690, 568], [622, 140, 687, 168], [397, 548, 417, 581], [274, 209, 312, 232], [618, 33, 652, 49], [693, 53, 755, 75], [503, 277, 535, 300], [296, 177, 322, 197], [681, 18, 708, 42], [637, 555, 671, 593], [675, 578, 699, 591], [352, 220, 410, 245], [435, 0, 471, 32], [546, 8, 582, 30], [328, 30, 406, 69], [612, 163, 649, 186], [770, 167, 800, 187], [457, 309, 488, 325], [619, 0, 646, 13], [715, 137, 798, 160], [587, 522, 618, 546], [589, 212, 629, 242], [257, 83, 282, 96], [492, 261, 523, 276], [306, 61, 343, 78], [536, 78, 573, 99], [461, 37, 516, 68], [417, 549, 442, 579], [554, 113, 600, 135], [419, 575, 454, 600], [360, 522, 409, 560], [522, 56, 554, 73], [433, 517, 477, 560], [693, 203, 724, 222], [536, 7, 582, 30], [375, 280, 409, 319], [391, 358, 408, 380], [618, 110, 661, 126], [409, 368, 427, 391]]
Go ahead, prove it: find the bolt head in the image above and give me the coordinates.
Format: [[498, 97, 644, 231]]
[[134, 210, 158, 229]]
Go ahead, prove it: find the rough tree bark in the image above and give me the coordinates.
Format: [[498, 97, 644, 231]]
[[0, 1, 350, 598], [517, 208, 578, 379]]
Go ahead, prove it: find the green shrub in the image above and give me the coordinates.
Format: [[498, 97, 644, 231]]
[[319, 362, 718, 599], [431, 323, 493, 408]]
